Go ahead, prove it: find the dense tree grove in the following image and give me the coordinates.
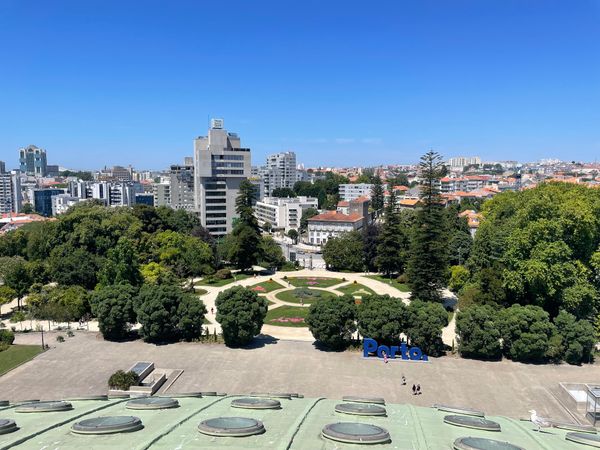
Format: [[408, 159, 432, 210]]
[[323, 231, 365, 272]]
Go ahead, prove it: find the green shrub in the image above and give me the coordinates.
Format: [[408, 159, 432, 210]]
[[215, 268, 232, 280], [108, 370, 140, 390], [0, 342, 9, 352], [456, 305, 501, 360], [0, 329, 15, 345], [56, 335, 65, 343], [66, 330, 74, 337], [396, 273, 409, 284], [215, 286, 268, 347], [306, 295, 357, 350]]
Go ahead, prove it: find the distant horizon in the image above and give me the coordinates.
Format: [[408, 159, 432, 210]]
[[1, 1, 598, 169]]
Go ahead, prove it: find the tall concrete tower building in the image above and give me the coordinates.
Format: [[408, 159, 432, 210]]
[[19, 145, 47, 177], [193, 119, 251, 237], [264, 151, 297, 196]]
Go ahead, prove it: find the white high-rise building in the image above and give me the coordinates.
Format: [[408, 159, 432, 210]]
[[193, 119, 251, 237], [447, 156, 481, 168], [263, 151, 297, 196], [0, 171, 22, 214], [339, 183, 373, 202], [169, 164, 194, 211]]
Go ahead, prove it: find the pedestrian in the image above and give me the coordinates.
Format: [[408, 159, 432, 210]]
[[417, 384, 421, 395], [412, 384, 416, 395], [401, 375, 406, 385], [382, 350, 388, 364], [210, 307, 214, 315]]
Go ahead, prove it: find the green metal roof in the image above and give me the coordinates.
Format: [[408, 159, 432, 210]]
[[0, 396, 591, 449]]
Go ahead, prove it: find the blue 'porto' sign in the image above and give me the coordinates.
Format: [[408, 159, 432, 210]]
[[363, 338, 428, 362]]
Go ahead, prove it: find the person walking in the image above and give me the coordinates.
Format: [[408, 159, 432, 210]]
[[412, 384, 416, 395], [210, 307, 214, 315], [382, 350, 388, 364], [416, 384, 421, 395], [401, 375, 406, 385]]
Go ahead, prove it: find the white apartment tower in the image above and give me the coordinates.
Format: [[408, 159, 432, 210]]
[[263, 151, 297, 196], [0, 171, 22, 214], [193, 119, 251, 237]]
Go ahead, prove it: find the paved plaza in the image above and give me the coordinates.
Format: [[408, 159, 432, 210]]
[[2, 331, 598, 423]]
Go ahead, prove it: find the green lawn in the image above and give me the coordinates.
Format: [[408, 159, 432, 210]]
[[284, 277, 345, 288], [274, 288, 338, 304], [335, 283, 376, 297], [194, 288, 208, 296], [195, 273, 252, 287], [265, 305, 308, 327], [247, 280, 285, 294], [0, 345, 44, 376], [365, 275, 411, 293]]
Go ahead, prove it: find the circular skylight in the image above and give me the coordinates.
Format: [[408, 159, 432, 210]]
[[161, 392, 202, 398], [15, 401, 73, 413], [71, 416, 143, 435], [342, 396, 385, 405], [434, 404, 485, 417], [444, 415, 501, 432], [126, 397, 179, 410], [231, 398, 281, 410], [64, 395, 108, 401], [250, 392, 292, 400], [552, 421, 597, 434], [453, 437, 525, 450], [0, 419, 17, 435], [335, 403, 387, 416], [322, 422, 391, 444], [198, 417, 265, 437], [565, 432, 600, 447]]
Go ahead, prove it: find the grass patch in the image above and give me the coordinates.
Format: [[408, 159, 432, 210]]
[[247, 280, 285, 294], [265, 306, 308, 327], [196, 273, 252, 287], [194, 288, 208, 296], [0, 345, 44, 376], [284, 277, 344, 288], [365, 275, 411, 293], [274, 288, 338, 305], [336, 283, 376, 297]]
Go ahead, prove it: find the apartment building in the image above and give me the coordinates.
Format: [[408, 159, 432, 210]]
[[254, 196, 318, 232]]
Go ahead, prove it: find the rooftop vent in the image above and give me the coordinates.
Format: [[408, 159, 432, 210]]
[[0, 419, 17, 435], [453, 437, 524, 450], [342, 396, 385, 405], [335, 403, 387, 417], [231, 398, 281, 410], [434, 404, 485, 417], [71, 416, 143, 435], [198, 417, 265, 437], [444, 415, 501, 432], [15, 401, 73, 413], [126, 397, 179, 410], [565, 432, 600, 447], [322, 422, 391, 445]]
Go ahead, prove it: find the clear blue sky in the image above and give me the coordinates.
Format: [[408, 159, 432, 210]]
[[1, 0, 599, 170]]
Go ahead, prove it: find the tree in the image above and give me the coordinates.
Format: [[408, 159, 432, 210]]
[[259, 236, 285, 270], [0, 285, 16, 315], [323, 231, 365, 272], [90, 284, 138, 341], [370, 176, 384, 211], [262, 221, 272, 233], [300, 207, 319, 233], [21, 203, 34, 214], [455, 305, 502, 360], [47, 245, 99, 289], [136, 284, 205, 343], [405, 300, 448, 356], [306, 295, 357, 350], [3, 258, 32, 310], [376, 190, 407, 277], [448, 266, 470, 293], [226, 181, 263, 270], [271, 188, 296, 198], [149, 231, 213, 278], [362, 223, 380, 272], [497, 305, 555, 362], [287, 229, 299, 244], [108, 370, 139, 390], [215, 286, 268, 347], [553, 310, 596, 365], [97, 238, 143, 287], [406, 151, 448, 302], [357, 295, 407, 344]]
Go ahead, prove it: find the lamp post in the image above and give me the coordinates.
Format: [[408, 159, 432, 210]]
[[41, 328, 45, 350]]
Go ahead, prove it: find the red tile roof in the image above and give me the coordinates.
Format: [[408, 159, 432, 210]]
[[308, 211, 363, 223]]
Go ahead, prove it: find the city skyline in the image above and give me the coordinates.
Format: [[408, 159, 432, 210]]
[[1, 1, 599, 168]]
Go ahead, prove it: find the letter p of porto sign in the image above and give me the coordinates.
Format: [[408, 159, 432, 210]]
[[363, 338, 428, 362]]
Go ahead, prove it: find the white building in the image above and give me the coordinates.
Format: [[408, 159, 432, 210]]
[[51, 194, 83, 215], [0, 171, 22, 214], [169, 164, 194, 211], [339, 183, 373, 201], [193, 119, 252, 237], [263, 151, 297, 196], [254, 196, 318, 232], [307, 197, 370, 245], [66, 181, 140, 207], [153, 182, 171, 207], [447, 156, 481, 169]]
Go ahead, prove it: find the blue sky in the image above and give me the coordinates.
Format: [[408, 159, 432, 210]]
[[0, 0, 599, 170]]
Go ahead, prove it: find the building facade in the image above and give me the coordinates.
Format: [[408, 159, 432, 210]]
[[169, 164, 195, 211], [307, 197, 370, 245], [33, 189, 64, 217], [339, 183, 373, 201], [193, 119, 251, 237], [51, 194, 82, 216], [254, 196, 318, 232], [263, 151, 297, 196], [0, 171, 22, 214], [19, 145, 47, 177]]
